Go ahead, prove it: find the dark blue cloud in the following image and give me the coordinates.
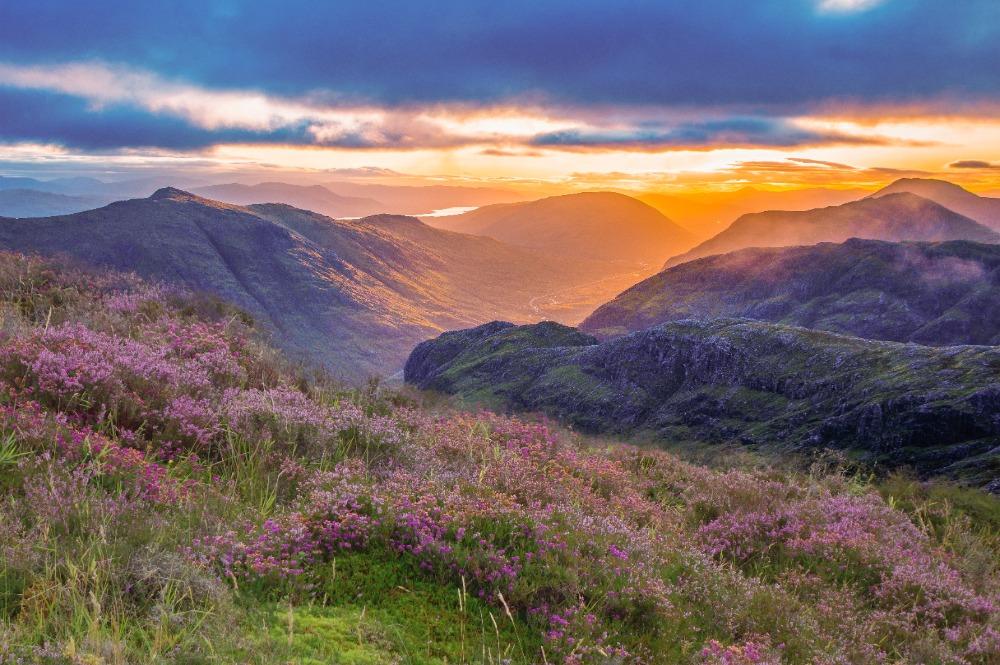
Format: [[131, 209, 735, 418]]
[[530, 117, 886, 150], [0, 89, 318, 150], [0, 0, 996, 109]]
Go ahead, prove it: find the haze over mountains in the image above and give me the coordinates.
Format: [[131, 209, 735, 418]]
[[0, 188, 646, 378], [194, 182, 385, 218], [425, 191, 696, 264], [869, 178, 1000, 232], [663, 192, 1000, 268], [638, 187, 864, 240], [584, 238, 1000, 345], [0, 189, 107, 218]]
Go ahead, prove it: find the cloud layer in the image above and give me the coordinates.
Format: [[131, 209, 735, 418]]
[[0, 0, 997, 181]]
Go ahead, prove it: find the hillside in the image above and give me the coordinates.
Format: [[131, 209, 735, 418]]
[[426, 191, 696, 264], [1, 251, 997, 664], [583, 238, 1000, 345], [194, 181, 385, 218], [0, 188, 639, 379], [0, 188, 108, 217], [406, 319, 1000, 485], [663, 192, 1000, 268], [871, 178, 1000, 231]]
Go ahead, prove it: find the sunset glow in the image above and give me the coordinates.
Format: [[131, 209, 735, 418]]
[[0, 1, 997, 198]]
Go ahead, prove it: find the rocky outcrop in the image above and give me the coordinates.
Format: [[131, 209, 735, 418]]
[[406, 319, 1000, 486]]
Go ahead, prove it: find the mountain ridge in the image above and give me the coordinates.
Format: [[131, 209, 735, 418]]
[[0, 188, 649, 378], [583, 237, 1000, 345], [870, 177, 1000, 231], [663, 192, 1000, 268]]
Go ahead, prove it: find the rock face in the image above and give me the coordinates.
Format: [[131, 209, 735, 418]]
[[583, 238, 1000, 345], [406, 319, 1000, 486], [663, 193, 1000, 269]]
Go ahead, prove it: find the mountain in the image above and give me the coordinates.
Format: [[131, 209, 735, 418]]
[[583, 238, 1000, 345], [638, 187, 864, 240], [324, 181, 528, 214], [425, 191, 696, 264], [870, 178, 1000, 231], [0, 188, 639, 379], [0, 175, 201, 198], [405, 319, 1000, 485], [194, 182, 385, 218], [663, 192, 1000, 269], [0, 188, 108, 217]]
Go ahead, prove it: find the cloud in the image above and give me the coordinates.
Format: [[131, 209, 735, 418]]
[[530, 118, 886, 151], [720, 158, 934, 187], [479, 148, 543, 157], [0, 61, 904, 153], [0, 1, 996, 111], [949, 160, 1000, 169], [817, 0, 884, 14]]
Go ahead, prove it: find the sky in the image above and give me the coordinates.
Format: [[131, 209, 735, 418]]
[[1, 0, 999, 194]]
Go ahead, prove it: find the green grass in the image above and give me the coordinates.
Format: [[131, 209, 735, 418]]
[[223, 551, 539, 665]]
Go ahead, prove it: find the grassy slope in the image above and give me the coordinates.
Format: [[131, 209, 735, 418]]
[[0, 253, 997, 664]]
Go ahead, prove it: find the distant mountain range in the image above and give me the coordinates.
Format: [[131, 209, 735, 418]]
[[583, 238, 1000, 345], [323, 180, 528, 214], [194, 182, 385, 218], [425, 191, 696, 264], [405, 319, 1000, 485], [663, 192, 1000, 268], [0, 189, 108, 218], [0, 188, 646, 378], [870, 178, 1000, 231], [0, 176, 529, 219]]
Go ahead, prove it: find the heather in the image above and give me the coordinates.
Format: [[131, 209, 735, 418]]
[[0, 252, 997, 664]]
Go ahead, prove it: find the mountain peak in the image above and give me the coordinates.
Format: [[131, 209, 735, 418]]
[[876, 177, 974, 196], [149, 186, 201, 201]]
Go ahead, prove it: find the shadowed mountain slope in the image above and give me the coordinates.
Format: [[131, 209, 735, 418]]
[[583, 238, 1000, 345], [0, 188, 628, 379], [871, 178, 1000, 231], [425, 191, 696, 264], [663, 193, 1000, 269], [405, 319, 1000, 485]]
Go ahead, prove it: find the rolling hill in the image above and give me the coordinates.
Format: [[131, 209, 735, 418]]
[[0, 188, 640, 379], [663, 192, 1000, 269], [870, 178, 1000, 231], [425, 191, 696, 264], [582, 238, 1000, 345], [405, 319, 1000, 485]]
